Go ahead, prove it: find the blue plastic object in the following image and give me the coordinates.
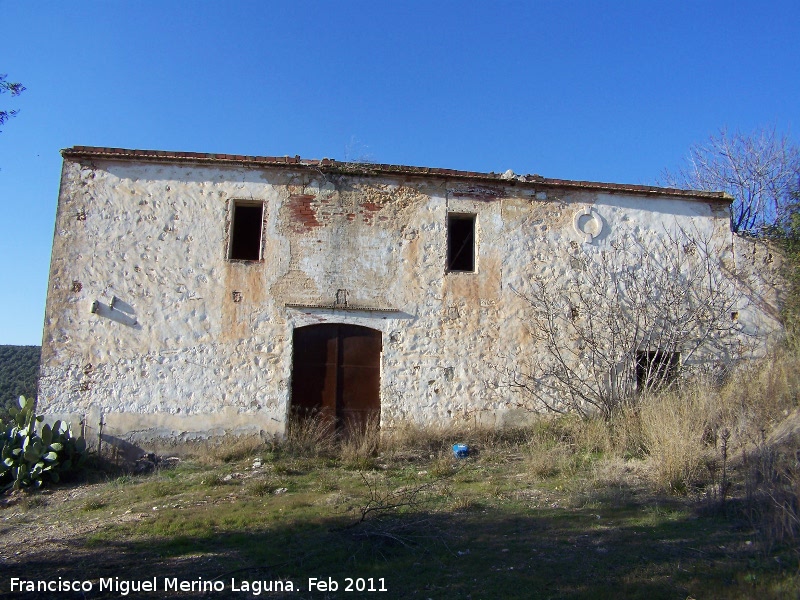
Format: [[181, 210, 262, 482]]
[[452, 443, 469, 458]]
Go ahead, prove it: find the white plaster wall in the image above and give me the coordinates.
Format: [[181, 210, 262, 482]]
[[38, 158, 782, 445]]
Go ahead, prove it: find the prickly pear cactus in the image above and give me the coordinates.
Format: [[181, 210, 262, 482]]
[[1, 396, 87, 492]]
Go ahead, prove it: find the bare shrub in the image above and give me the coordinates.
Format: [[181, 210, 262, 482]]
[[504, 228, 745, 418], [348, 471, 447, 528]]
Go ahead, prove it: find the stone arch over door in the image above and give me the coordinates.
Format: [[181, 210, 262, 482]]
[[290, 324, 382, 434]]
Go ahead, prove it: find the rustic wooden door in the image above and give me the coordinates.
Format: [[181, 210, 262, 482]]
[[291, 324, 381, 434]]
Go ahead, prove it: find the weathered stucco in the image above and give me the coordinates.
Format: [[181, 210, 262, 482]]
[[38, 149, 783, 446]]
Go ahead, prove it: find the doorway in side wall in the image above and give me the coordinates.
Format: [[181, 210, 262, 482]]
[[290, 324, 381, 436]]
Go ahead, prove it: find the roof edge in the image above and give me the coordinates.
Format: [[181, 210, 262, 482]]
[[61, 146, 731, 202]]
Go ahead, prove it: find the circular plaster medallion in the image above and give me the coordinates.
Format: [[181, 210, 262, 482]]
[[573, 207, 603, 243]]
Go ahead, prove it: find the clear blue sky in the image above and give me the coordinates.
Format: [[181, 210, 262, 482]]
[[1, 0, 798, 345]]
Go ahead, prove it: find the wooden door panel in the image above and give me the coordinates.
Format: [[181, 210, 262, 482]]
[[291, 326, 337, 419], [291, 324, 381, 434], [340, 327, 382, 366], [339, 365, 381, 411]]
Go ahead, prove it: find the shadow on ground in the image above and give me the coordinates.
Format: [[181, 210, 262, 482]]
[[2, 494, 796, 600]]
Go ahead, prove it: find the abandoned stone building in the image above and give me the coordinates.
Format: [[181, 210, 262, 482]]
[[38, 147, 781, 444]]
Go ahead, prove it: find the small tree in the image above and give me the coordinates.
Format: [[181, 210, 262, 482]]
[[503, 229, 749, 418], [662, 128, 800, 234], [0, 74, 25, 132]]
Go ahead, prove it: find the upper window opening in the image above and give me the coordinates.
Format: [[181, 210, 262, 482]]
[[229, 202, 264, 261], [636, 350, 680, 393], [447, 214, 475, 272]]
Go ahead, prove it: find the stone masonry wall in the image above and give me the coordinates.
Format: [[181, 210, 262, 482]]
[[38, 157, 782, 445]]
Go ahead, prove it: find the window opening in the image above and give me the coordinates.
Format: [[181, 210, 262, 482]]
[[447, 214, 475, 272], [636, 350, 680, 393], [229, 202, 263, 260]]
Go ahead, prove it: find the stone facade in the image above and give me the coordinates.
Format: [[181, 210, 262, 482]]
[[38, 147, 782, 445]]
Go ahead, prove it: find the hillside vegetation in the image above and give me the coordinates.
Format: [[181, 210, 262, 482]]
[[0, 345, 40, 420]]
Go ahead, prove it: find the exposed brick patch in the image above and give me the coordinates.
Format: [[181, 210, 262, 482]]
[[359, 201, 385, 225], [289, 194, 320, 232], [360, 201, 383, 212]]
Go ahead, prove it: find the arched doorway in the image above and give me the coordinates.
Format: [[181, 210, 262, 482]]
[[290, 324, 382, 435]]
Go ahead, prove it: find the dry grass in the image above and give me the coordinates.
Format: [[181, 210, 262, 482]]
[[204, 435, 266, 463], [379, 421, 465, 459], [607, 404, 647, 459], [625, 346, 800, 547], [526, 445, 576, 479], [742, 419, 800, 549], [247, 479, 277, 497], [715, 346, 800, 445], [283, 413, 338, 458], [82, 498, 106, 511], [380, 420, 532, 460], [638, 385, 714, 494], [428, 452, 457, 478], [481, 344, 800, 518], [339, 416, 381, 469], [519, 414, 613, 481]]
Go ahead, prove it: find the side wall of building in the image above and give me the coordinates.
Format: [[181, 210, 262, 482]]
[[38, 158, 781, 445]]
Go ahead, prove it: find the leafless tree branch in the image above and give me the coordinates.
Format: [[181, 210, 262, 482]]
[[661, 127, 800, 233], [501, 228, 754, 418]]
